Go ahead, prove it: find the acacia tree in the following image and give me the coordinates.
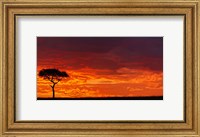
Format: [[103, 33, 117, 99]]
[[39, 68, 69, 98]]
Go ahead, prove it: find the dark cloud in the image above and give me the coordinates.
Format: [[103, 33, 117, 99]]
[[37, 37, 121, 53], [37, 37, 163, 72]]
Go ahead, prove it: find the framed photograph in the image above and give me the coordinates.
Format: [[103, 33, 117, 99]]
[[37, 37, 163, 100], [0, 0, 199, 136]]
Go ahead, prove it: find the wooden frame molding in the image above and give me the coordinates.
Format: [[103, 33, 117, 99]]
[[0, 0, 199, 136]]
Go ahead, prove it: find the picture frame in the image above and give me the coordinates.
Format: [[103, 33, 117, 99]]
[[0, 0, 199, 136]]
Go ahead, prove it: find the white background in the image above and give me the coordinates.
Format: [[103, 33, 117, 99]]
[[16, 16, 184, 120]]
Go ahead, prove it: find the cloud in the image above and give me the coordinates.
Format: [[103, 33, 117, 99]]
[[116, 67, 139, 74], [37, 37, 163, 74]]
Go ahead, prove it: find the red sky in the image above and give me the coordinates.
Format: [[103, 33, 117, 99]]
[[37, 37, 163, 98]]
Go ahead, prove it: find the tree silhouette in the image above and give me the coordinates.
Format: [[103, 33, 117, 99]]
[[39, 68, 69, 98]]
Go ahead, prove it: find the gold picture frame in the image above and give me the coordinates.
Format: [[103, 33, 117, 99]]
[[0, 0, 199, 136]]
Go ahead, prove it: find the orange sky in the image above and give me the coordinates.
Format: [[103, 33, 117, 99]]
[[37, 37, 163, 98]]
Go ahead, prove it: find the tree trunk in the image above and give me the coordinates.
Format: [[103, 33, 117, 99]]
[[52, 84, 55, 98]]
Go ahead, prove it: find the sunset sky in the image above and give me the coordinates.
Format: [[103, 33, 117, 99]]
[[37, 37, 163, 98]]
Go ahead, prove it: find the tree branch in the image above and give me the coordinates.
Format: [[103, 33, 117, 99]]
[[47, 75, 56, 84]]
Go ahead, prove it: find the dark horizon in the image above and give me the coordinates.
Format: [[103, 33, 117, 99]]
[[37, 96, 163, 100]]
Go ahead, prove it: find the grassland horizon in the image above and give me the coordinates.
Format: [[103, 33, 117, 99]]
[[37, 96, 163, 100]]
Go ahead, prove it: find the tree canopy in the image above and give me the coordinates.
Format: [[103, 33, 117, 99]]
[[39, 68, 69, 80]]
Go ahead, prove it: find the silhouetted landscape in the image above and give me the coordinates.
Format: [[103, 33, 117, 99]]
[[37, 37, 163, 100], [37, 96, 163, 100]]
